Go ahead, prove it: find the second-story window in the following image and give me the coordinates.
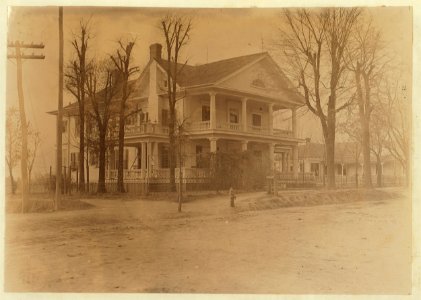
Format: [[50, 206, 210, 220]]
[[202, 105, 210, 122], [161, 109, 169, 126], [229, 109, 239, 124], [252, 114, 262, 127]]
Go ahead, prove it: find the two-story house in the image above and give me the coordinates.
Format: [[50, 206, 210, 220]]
[[50, 43, 305, 189]]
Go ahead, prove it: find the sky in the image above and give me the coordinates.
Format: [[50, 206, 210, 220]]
[[5, 5, 413, 177]]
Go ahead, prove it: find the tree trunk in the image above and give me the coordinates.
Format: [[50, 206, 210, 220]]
[[28, 169, 32, 194], [117, 111, 125, 193], [168, 105, 176, 192], [376, 155, 382, 187], [97, 129, 107, 193], [78, 114, 85, 192], [8, 165, 16, 194], [86, 143, 89, 193], [178, 141, 183, 212], [325, 135, 336, 189], [324, 105, 336, 189], [361, 118, 373, 188]]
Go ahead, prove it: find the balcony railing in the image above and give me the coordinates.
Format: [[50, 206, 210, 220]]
[[186, 121, 294, 138], [273, 128, 294, 137], [125, 123, 169, 136], [125, 122, 294, 138], [248, 125, 269, 134], [217, 122, 241, 131]]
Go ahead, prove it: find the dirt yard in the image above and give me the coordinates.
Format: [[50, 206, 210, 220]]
[[4, 188, 411, 294]]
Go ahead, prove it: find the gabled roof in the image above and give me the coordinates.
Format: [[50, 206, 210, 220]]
[[157, 52, 268, 87], [299, 142, 359, 164]]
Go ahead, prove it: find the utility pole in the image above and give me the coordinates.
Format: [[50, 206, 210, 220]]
[[56, 6, 64, 210], [7, 41, 45, 213]]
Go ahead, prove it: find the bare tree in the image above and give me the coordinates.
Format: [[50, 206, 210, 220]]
[[6, 107, 21, 194], [369, 105, 388, 187], [160, 14, 192, 192], [110, 39, 138, 193], [65, 20, 92, 192], [381, 78, 410, 186], [85, 60, 120, 193], [278, 8, 361, 188], [345, 18, 387, 188], [27, 128, 41, 193]]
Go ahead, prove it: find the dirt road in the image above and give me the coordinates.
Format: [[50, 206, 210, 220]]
[[4, 189, 411, 294]]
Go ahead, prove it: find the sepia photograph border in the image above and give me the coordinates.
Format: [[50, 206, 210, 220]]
[[0, 0, 420, 299]]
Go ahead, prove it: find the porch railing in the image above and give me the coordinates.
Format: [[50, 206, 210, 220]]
[[106, 168, 210, 180], [125, 123, 169, 136]]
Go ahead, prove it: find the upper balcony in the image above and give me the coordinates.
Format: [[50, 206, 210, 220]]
[[125, 120, 293, 139]]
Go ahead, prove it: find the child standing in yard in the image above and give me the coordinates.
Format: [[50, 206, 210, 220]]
[[229, 186, 236, 208]]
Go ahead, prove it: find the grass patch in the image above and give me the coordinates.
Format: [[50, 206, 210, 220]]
[[6, 193, 94, 214], [242, 188, 404, 212]]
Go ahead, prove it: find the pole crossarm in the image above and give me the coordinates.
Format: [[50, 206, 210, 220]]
[[7, 41, 45, 48], [8, 54, 45, 59], [7, 41, 45, 60]]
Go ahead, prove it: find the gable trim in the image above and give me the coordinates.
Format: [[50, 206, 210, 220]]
[[214, 54, 267, 85]]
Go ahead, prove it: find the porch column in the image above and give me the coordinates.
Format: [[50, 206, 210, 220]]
[[241, 140, 248, 152], [268, 103, 274, 135], [147, 142, 153, 171], [140, 142, 146, 170], [242, 97, 248, 132], [210, 92, 216, 129], [292, 107, 297, 138], [269, 143, 275, 172], [209, 137, 218, 152], [152, 142, 159, 169], [282, 152, 287, 172], [292, 145, 299, 177]]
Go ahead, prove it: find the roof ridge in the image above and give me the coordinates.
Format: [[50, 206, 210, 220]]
[[160, 51, 267, 69]]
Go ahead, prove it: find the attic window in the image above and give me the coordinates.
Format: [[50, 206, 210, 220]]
[[252, 78, 265, 88]]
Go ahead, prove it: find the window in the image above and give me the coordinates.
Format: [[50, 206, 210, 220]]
[[161, 145, 169, 168], [337, 164, 346, 175], [114, 149, 129, 169], [126, 114, 137, 126], [196, 145, 204, 168], [124, 149, 129, 170], [311, 163, 319, 176], [254, 150, 262, 167], [252, 114, 262, 127], [75, 117, 80, 136], [229, 109, 239, 124], [70, 152, 79, 170], [161, 109, 169, 126], [202, 105, 210, 121], [89, 151, 98, 167]]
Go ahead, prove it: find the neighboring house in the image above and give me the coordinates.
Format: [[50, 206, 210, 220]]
[[49, 43, 305, 186], [298, 140, 405, 186]]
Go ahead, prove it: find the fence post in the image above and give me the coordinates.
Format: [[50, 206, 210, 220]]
[[49, 165, 52, 194], [76, 168, 79, 192], [68, 167, 71, 195]]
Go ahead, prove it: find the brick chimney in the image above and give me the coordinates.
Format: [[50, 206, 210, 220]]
[[149, 43, 162, 61]]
